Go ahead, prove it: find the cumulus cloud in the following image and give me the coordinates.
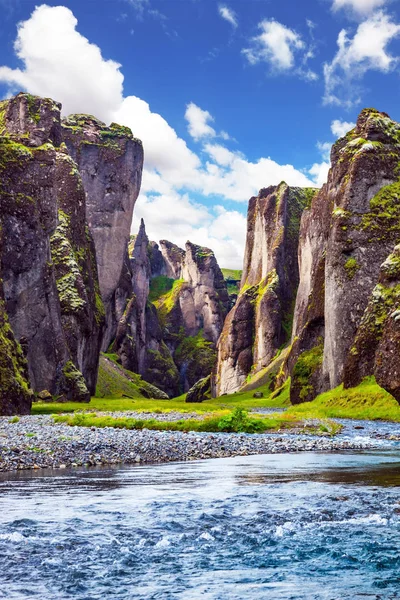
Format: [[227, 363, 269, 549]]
[[0, 4, 318, 266], [243, 19, 305, 71], [185, 102, 217, 141], [0, 5, 124, 123], [308, 161, 330, 187], [331, 118, 356, 137], [324, 11, 400, 106], [332, 0, 388, 16], [133, 194, 247, 268], [218, 5, 238, 29]]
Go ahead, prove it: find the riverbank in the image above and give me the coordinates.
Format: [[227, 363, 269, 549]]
[[0, 414, 398, 473]]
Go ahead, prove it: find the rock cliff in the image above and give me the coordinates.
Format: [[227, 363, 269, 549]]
[[286, 108, 400, 403], [62, 114, 143, 349], [0, 93, 107, 407], [214, 183, 316, 395], [112, 223, 230, 396]]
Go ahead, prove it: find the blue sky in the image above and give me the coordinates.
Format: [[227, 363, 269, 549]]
[[1, 0, 400, 267]]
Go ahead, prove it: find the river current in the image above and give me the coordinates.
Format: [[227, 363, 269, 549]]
[[1, 425, 400, 599]]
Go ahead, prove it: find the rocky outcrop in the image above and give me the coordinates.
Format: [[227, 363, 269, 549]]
[[111, 223, 230, 396], [344, 244, 400, 400], [159, 240, 184, 279], [62, 114, 143, 349], [285, 108, 400, 403], [0, 93, 106, 404], [185, 375, 211, 403], [214, 183, 315, 395], [323, 109, 400, 390], [0, 284, 32, 415]]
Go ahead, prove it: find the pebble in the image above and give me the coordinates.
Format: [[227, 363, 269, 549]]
[[0, 414, 397, 474]]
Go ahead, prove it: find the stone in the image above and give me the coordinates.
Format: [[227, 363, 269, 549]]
[[214, 183, 315, 395], [186, 375, 211, 403], [37, 390, 52, 401], [253, 391, 264, 398], [0, 93, 105, 404], [62, 113, 143, 350]]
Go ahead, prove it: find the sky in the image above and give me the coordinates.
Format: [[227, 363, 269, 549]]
[[1, 0, 400, 267]]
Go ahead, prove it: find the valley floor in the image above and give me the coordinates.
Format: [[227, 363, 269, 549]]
[[0, 414, 397, 473]]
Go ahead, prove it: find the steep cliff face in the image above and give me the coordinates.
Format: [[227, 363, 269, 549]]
[[0, 283, 32, 415], [344, 244, 400, 400], [286, 108, 400, 403], [214, 183, 314, 395], [159, 240, 184, 279], [0, 93, 105, 404], [182, 242, 230, 343], [62, 114, 143, 349], [111, 224, 229, 395], [323, 109, 400, 389]]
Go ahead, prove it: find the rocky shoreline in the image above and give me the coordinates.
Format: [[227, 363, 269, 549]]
[[0, 415, 396, 473]]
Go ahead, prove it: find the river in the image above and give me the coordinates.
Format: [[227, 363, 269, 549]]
[[0, 423, 400, 599]]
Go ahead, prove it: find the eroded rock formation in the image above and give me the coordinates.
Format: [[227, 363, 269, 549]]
[[62, 114, 143, 349], [111, 224, 230, 396], [0, 93, 108, 408], [214, 183, 316, 395]]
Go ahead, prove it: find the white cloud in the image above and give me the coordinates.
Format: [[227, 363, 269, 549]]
[[242, 19, 305, 71], [332, 0, 388, 16], [331, 118, 356, 137], [0, 5, 124, 123], [115, 96, 200, 188], [133, 193, 246, 269], [317, 141, 332, 162], [218, 5, 238, 29], [185, 102, 217, 141], [0, 4, 318, 267], [309, 161, 330, 187], [324, 11, 400, 106]]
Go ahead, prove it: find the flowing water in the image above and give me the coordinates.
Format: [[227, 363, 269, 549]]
[[1, 424, 400, 599]]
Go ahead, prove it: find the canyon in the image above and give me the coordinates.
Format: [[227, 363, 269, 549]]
[[1, 95, 400, 413]]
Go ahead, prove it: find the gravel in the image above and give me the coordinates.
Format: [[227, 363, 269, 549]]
[[0, 414, 396, 473]]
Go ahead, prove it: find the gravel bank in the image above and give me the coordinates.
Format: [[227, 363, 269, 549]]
[[0, 415, 396, 473]]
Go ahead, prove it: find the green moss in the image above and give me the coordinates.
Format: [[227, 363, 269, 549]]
[[50, 211, 86, 314], [0, 294, 31, 401], [344, 257, 361, 279], [62, 361, 88, 396], [155, 279, 185, 325], [359, 180, 400, 237], [286, 376, 400, 422], [0, 138, 33, 175], [0, 100, 8, 134], [292, 343, 323, 401], [256, 269, 279, 306], [24, 94, 41, 124], [149, 275, 175, 302]]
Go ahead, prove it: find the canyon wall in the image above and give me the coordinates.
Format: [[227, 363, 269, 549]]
[[112, 224, 230, 396], [214, 183, 316, 395], [0, 93, 113, 411]]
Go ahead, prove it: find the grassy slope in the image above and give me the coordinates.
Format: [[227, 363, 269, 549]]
[[32, 379, 290, 416], [221, 268, 242, 280], [285, 376, 400, 422]]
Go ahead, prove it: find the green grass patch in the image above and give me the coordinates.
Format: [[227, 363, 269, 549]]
[[148, 276, 175, 302], [285, 376, 400, 422], [221, 268, 242, 280], [32, 379, 289, 416], [53, 408, 291, 434]]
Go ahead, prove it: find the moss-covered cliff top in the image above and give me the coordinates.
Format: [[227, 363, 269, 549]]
[[62, 113, 142, 145]]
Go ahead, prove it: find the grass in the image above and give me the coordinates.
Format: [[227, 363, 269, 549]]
[[52, 408, 340, 436], [148, 276, 174, 302], [53, 408, 284, 433], [285, 376, 400, 422], [221, 268, 242, 280], [32, 380, 290, 416]]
